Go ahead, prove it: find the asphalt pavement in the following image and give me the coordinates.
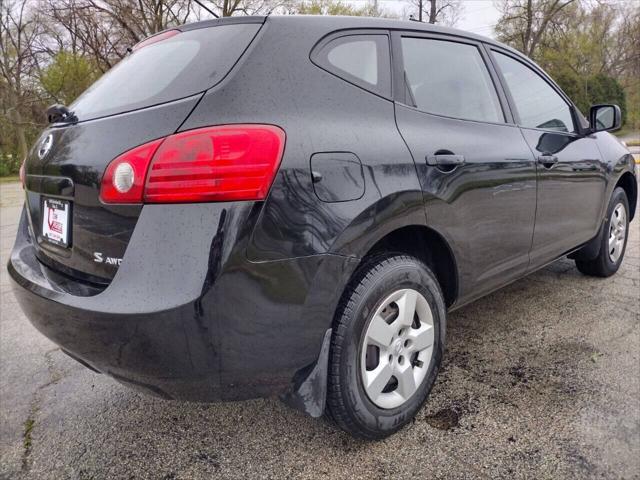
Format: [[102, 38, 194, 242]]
[[1, 180, 638, 479]]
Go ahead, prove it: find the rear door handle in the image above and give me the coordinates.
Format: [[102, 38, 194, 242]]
[[537, 154, 558, 165], [426, 154, 466, 166]]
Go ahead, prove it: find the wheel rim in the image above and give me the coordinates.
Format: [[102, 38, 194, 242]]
[[608, 203, 627, 263], [360, 289, 435, 409]]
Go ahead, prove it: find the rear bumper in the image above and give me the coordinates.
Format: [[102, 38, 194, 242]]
[[8, 204, 356, 403]]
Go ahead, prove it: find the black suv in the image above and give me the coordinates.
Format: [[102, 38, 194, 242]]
[[9, 15, 637, 439]]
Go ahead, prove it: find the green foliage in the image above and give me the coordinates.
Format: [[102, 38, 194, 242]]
[[626, 81, 640, 132], [0, 154, 21, 177], [1, 51, 99, 172], [553, 72, 626, 122], [40, 52, 99, 105], [295, 0, 381, 16], [0, 104, 43, 173], [586, 74, 626, 123], [496, 1, 637, 130], [0, 115, 24, 176]]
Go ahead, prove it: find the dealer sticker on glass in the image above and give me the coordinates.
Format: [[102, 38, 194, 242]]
[[42, 198, 70, 247]]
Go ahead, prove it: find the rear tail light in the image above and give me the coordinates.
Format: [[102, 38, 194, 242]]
[[99, 125, 285, 204], [100, 140, 164, 203]]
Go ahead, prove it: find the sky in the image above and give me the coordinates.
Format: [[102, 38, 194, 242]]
[[454, 0, 502, 37], [349, 0, 503, 38]]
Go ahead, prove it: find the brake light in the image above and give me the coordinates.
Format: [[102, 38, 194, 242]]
[[99, 125, 285, 204], [132, 30, 180, 51]]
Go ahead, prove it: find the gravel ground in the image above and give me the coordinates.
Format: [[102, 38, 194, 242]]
[[1, 180, 639, 480]]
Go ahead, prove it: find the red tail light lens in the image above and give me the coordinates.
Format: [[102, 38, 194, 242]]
[[132, 30, 180, 51], [100, 140, 164, 203], [99, 125, 285, 204]]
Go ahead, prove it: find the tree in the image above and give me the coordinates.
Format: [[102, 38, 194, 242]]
[[86, 0, 194, 41], [605, 1, 639, 130], [495, 0, 638, 129], [292, 0, 382, 16], [39, 51, 99, 104], [0, 0, 45, 161], [410, 0, 461, 25], [495, 0, 578, 58], [42, 0, 137, 71], [208, 0, 277, 17]]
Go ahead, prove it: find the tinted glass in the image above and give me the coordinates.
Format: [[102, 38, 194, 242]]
[[328, 39, 378, 85], [71, 24, 260, 121], [494, 52, 574, 133], [401, 37, 503, 123], [315, 34, 391, 97]]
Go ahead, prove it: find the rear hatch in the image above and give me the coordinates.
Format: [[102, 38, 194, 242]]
[[23, 19, 262, 285]]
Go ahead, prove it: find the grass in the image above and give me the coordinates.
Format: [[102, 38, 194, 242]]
[[23, 418, 34, 450], [0, 175, 19, 184], [615, 127, 639, 138], [614, 128, 640, 147]]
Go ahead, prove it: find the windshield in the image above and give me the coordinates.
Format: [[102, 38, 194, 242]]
[[71, 23, 260, 121]]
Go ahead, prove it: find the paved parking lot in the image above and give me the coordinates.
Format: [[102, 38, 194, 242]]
[[1, 180, 638, 479]]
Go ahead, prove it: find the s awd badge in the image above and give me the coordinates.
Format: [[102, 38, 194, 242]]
[[93, 252, 122, 266]]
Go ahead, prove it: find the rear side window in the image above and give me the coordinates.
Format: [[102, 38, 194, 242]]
[[313, 34, 391, 97], [401, 37, 504, 123], [71, 24, 261, 121], [493, 52, 575, 133]]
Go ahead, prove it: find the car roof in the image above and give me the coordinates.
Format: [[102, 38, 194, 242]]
[[179, 14, 521, 57]]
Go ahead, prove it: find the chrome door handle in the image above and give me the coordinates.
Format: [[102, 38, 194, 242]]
[[426, 154, 466, 166], [537, 154, 558, 165]]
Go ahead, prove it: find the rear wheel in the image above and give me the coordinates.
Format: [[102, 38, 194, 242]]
[[326, 254, 446, 439], [576, 187, 630, 277]]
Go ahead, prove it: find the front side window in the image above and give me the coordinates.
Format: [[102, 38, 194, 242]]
[[313, 34, 391, 97], [401, 37, 504, 123], [493, 52, 575, 133]]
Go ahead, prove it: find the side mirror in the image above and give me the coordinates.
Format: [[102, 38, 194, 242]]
[[589, 104, 621, 133]]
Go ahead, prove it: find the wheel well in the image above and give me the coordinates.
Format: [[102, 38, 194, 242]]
[[365, 225, 458, 307], [616, 172, 637, 221]]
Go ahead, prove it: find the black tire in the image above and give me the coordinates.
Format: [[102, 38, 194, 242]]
[[326, 254, 446, 439], [576, 187, 630, 277]]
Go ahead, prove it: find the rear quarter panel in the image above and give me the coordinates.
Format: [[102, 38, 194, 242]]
[[181, 17, 424, 262], [178, 18, 427, 389]]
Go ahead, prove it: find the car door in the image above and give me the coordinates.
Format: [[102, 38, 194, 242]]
[[392, 32, 537, 305], [489, 49, 607, 270]]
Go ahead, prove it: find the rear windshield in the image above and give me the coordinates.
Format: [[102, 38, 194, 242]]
[[71, 23, 260, 121]]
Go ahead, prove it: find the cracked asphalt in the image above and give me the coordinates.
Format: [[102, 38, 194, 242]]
[[1, 179, 639, 479]]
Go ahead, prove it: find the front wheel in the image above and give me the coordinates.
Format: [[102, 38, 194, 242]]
[[576, 187, 630, 277], [326, 254, 446, 439]]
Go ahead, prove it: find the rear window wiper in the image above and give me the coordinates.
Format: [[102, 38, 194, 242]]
[[46, 104, 78, 124]]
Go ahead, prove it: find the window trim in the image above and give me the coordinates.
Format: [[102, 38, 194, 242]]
[[390, 30, 513, 126], [487, 47, 580, 136], [310, 30, 392, 100]]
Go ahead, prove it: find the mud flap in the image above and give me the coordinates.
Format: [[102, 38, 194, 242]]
[[569, 218, 605, 261], [280, 328, 332, 418]]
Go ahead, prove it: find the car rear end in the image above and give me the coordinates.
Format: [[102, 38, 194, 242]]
[[8, 15, 403, 406], [19, 19, 267, 285], [8, 17, 287, 400]]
